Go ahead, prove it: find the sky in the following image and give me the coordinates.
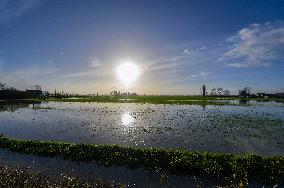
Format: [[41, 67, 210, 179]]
[[0, 0, 284, 95]]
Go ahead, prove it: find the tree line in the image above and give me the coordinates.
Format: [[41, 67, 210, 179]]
[[200, 85, 230, 97]]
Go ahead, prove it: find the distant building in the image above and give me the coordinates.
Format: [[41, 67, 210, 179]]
[[110, 90, 120, 96], [110, 90, 138, 96]]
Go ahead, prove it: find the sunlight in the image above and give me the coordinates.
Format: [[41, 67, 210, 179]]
[[121, 112, 135, 126], [116, 62, 139, 87]]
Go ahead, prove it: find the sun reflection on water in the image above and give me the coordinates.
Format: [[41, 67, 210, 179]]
[[121, 112, 135, 126]]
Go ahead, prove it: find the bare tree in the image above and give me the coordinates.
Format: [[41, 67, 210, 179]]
[[217, 87, 223, 96], [224, 90, 230, 96], [0, 82, 18, 91], [33, 84, 42, 90], [239, 87, 252, 97], [243, 87, 251, 95], [0, 82, 6, 90], [210, 88, 217, 96], [8, 87, 18, 91], [200, 85, 206, 97]]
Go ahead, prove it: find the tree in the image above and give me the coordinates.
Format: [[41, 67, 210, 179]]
[[33, 84, 42, 90], [200, 85, 206, 97], [8, 87, 18, 91], [0, 82, 6, 90], [224, 90, 230, 96], [217, 87, 224, 96], [210, 88, 217, 96], [0, 82, 18, 91], [239, 87, 252, 97]]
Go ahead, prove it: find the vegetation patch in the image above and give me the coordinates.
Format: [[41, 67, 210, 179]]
[[47, 95, 284, 106], [209, 114, 284, 128], [32, 106, 54, 110], [0, 135, 283, 186], [0, 162, 114, 188]]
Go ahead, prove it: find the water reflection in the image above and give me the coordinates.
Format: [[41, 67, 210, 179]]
[[238, 99, 249, 105], [121, 112, 135, 126], [201, 104, 206, 110], [0, 100, 41, 112]]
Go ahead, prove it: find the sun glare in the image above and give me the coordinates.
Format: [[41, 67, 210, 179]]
[[116, 62, 139, 87], [121, 112, 135, 126]]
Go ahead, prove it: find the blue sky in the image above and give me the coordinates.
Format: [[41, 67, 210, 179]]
[[0, 0, 284, 94]]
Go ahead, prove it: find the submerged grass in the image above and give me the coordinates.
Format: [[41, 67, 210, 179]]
[[0, 135, 283, 185]]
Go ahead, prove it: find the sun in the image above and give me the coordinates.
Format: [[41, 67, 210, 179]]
[[116, 62, 140, 87]]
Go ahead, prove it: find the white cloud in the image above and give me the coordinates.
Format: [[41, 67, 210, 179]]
[[183, 46, 207, 55], [90, 58, 102, 68], [167, 71, 213, 83], [198, 46, 207, 51], [158, 55, 187, 63], [149, 62, 185, 71], [62, 70, 95, 78], [220, 22, 284, 67], [183, 71, 213, 80], [183, 49, 193, 54], [141, 55, 185, 72]]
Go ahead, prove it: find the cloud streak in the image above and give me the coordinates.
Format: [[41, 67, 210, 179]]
[[62, 58, 105, 78], [183, 71, 213, 80], [143, 45, 210, 73], [166, 71, 213, 83], [90, 58, 103, 68], [220, 22, 284, 67], [0, 0, 43, 23]]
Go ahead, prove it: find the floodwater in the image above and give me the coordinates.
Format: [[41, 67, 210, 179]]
[[0, 102, 284, 155], [0, 100, 283, 187], [0, 101, 284, 155]]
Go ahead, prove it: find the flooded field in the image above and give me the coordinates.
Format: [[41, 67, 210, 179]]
[[0, 100, 284, 187], [0, 101, 284, 155]]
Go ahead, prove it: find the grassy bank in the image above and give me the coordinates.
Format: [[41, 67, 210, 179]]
[[0, 162, 113, 188], [0, 135, 283, 185]]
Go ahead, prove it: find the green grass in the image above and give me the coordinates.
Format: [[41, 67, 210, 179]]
[[0, 135, 283, 185], [46, 95, 284, 106]]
